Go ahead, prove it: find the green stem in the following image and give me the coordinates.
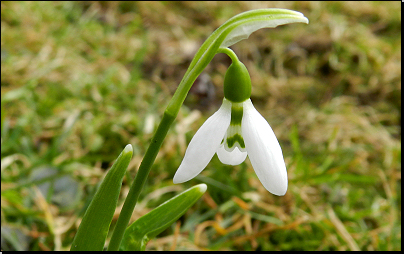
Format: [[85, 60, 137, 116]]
[[217, 47, 239, 63], [107, 44, 219, 249], [107, 111, 175, 251]]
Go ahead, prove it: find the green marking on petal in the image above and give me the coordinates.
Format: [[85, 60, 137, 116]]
[[230, 103, 243, 126], [226, 134, 245, 149], [222, 101, 246, 151]]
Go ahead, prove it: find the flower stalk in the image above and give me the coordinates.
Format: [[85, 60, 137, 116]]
[[107, 113, 174, 251]]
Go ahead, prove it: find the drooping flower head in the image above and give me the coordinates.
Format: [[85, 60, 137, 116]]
[[173, 53, 288, 196]]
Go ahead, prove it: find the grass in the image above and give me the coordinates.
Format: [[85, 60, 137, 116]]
[[1, 1, 401, 251]]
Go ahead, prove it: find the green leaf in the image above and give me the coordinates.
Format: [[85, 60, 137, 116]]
[[70, 144, 133, 251], [120, 184, 207, 251]]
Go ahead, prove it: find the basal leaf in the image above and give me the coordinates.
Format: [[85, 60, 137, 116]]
[[70, 144, 133, 251], [120, 184, 207, 251]]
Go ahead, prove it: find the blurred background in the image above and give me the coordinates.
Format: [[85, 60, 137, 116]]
[[1, 1, 401, 251]]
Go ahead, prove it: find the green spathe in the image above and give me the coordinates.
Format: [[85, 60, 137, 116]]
[[224, 60, 251, 103]]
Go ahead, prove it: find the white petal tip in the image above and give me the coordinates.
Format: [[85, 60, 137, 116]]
[[272, 189, 287, 196], [217, 146, 247, 166], [173, 169, 195, 184], [264, 181, 288, 196]]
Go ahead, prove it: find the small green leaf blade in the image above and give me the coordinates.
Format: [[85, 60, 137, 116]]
[[70, 144, 133, 251], [120, 184, 207, 251]]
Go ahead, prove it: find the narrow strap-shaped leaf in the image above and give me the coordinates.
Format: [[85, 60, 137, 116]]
[[70, 144, 133, 251], [120, 184, 207, 251]]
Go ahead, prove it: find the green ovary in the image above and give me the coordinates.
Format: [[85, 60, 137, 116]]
[[223, 59, 252, 103]]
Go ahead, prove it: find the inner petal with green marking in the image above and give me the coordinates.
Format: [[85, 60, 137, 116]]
[[222, 101, 246, 152]]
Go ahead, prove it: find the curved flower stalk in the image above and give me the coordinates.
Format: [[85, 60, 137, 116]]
[[107, 9, 308, 251], [173, 49, 287, 196]]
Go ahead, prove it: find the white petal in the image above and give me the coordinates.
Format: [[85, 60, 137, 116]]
[[242, 99, 288, 196], [216, 144, 247, 166], [173, 99, 232, 183]]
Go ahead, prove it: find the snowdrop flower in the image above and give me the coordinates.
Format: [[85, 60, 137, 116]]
[[173, 56, 287, 196]]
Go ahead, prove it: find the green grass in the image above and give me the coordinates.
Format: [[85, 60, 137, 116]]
[[1, 1, 401, 251]]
